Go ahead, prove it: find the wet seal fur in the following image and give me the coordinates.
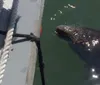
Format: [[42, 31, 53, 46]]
[[55, 25, 100, 75]]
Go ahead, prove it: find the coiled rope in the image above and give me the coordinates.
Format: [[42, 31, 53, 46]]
[[0, 0, 19, 84]]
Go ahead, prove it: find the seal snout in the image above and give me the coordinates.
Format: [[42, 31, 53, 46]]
[[55, 25, 82, 42], [55, 25, 74, 37], [55, 25, 67, 36], [56, 25, 70, 31], [55, 25, 74, 41]]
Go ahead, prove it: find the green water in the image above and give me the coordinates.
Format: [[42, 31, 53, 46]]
[[34, 0, 100, 85]]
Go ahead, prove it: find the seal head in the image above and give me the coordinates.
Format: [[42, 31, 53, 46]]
[[56, 25, 100, 52], [55, 25, 100, 77]]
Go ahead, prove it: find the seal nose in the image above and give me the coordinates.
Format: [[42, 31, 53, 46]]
[[55, 25, 66, 36], [55, 27, 63, 35], [56, 25, 66, 34]]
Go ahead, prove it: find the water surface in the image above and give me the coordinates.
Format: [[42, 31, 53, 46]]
[[34, 0, 100, 85]]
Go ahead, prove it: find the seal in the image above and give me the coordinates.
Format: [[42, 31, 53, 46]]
[[55, 25, 100, 75]]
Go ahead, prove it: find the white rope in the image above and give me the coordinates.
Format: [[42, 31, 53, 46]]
[[0, 28, 14, 84], [0, 0, 19, 84]]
